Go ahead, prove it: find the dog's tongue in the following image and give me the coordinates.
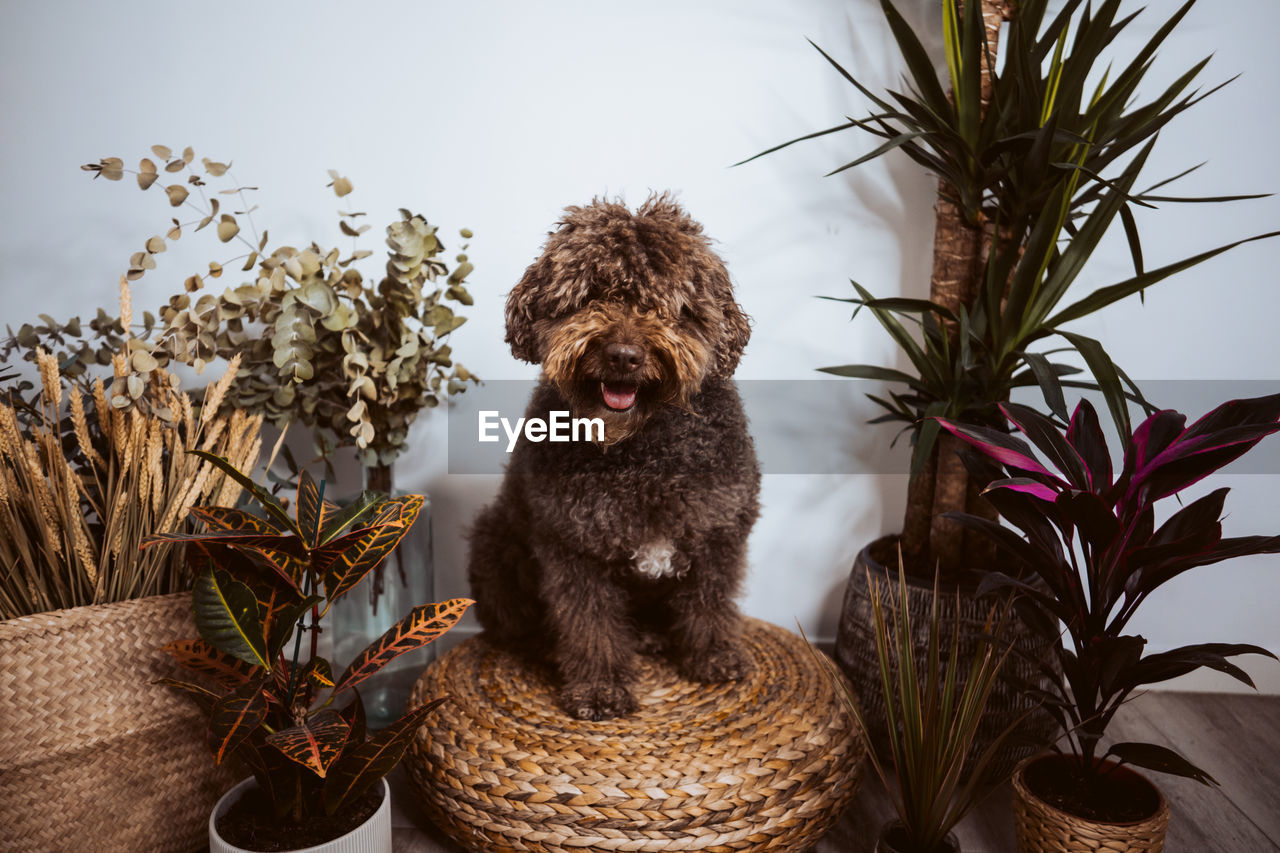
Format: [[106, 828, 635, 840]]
[[601, 382, 638, 411]]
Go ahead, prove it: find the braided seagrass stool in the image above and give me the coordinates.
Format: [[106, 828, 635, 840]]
[[404, 618, 865, 853]]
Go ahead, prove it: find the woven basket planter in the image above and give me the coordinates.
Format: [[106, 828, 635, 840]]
[[0, 593, 237, 853], [835, 535, 1057, 779], [405, 617, 865, 853], [1012, 755, 1170, 852]]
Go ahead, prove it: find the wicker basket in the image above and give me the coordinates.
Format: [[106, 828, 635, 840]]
[[1012, 754, 1170, 852], [405, 618, 865, 853], [836, 535, 1058, 779], [0, 593, 237, 853]]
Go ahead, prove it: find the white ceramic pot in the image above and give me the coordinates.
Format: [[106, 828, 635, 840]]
[[209, 777, 392, 853]]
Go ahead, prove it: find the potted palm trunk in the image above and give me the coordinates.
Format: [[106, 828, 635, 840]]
[[812, 558, 1024, 853], [743, 0, 1278, 771], [939, 395, 1280, 850], [141, 452, 471, 852]]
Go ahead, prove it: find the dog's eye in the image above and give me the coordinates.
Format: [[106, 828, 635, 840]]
[[679, 305, 701, 326]]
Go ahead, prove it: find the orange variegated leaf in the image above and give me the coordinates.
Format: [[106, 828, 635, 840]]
[[315, 495, 425, 601], [300, 656, 335, 689], [334, 599, 473, 693], [191, 505, 285, 534], [208, 677, 268, 765], [264, 710, 350, 778], [164, 638, 261, 688], [322, 696, 448, 815], [154, 677, 220, 714], [235, 542, 306, 592], [296, 470, 339, 547]]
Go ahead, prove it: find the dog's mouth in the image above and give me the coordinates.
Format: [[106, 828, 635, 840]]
[[600, 381, 639, 412]]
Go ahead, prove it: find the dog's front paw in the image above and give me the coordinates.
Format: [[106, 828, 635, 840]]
[[560, 681, 637, 721], [680, 642, 752, 683]]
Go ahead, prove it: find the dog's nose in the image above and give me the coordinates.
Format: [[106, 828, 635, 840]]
[[604, 342, 645, 372]]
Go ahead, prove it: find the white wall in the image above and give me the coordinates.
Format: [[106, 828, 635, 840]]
[[2, 0, 1277, 690]]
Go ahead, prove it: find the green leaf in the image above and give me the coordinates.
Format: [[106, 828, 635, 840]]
[[1047, 230, 1280, 328], [320, 490, 383, 545], [1022, 352, 1069, 422], [818, 364, 926, 390], [1106, 741, 1218, 786], [268, 594, 323, 659], [193, 567, 271, 670], [1054, 331, 1132, 442]]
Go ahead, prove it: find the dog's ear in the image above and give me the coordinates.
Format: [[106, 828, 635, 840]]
[[708, 264, 752, 379], [504, 253, 551, 363]]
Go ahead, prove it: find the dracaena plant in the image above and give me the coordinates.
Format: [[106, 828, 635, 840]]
[[937, 395, 1280, 787], [740, 0, 1278, 574], [810, 559, 1021, 853], [140, 450, 472, 823]]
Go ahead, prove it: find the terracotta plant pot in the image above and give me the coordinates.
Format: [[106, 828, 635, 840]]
[[875, 820, 961, 853], [1012, 754, 1169, 852], [835, 535, 1057, 778], [209, 776, 393, 853]]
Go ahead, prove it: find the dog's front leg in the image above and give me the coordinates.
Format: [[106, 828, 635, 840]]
[[535, 540, 639, 721], [668, 530, 752, 684]]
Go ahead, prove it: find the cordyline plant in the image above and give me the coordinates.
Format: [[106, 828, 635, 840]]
[[809, 559, 1021, 853], [73, 146, 478, 483], [140, 450, 472, 823], [740, 0, 1278, 577], [937, 395, 1280, 787]]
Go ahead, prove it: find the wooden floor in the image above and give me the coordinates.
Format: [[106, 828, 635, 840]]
[[388, 691, 1280, 853]]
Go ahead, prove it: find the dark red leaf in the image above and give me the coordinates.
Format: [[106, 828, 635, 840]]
[[322, 696, 447, 815], [1065, 399, 1113, 492], [265, 710, 351, 778], [209, 676, 268, 764], [1003, 402, 1092, 489]]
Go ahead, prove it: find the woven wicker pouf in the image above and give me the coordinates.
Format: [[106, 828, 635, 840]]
[[405, 618, 865, 853]]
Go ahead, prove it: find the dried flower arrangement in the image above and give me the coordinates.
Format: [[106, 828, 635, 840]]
[[67, 146, 479, 477], [0, 280, 262, 618]]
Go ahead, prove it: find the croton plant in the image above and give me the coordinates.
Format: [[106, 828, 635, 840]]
[[140, 450, 471, 822], [937, 394, 1280, 787]]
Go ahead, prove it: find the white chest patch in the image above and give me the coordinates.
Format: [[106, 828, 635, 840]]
[[632, 539, 678, 579]]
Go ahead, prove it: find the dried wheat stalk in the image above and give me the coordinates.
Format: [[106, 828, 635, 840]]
[[0, 350, 261, 619]]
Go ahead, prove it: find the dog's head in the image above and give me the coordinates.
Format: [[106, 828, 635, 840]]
[[505, 194, 750, 444]]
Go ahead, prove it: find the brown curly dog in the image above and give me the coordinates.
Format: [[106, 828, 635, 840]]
[[467, 194, 761, 720]]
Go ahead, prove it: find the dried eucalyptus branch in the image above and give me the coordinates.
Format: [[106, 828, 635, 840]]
[[73, 146, 479, 467]]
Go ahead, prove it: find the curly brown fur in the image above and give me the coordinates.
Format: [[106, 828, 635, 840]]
[[468, 195, 760, 720]]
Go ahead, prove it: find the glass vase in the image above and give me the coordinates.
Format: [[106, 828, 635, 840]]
[[330, 466, 435, 729]]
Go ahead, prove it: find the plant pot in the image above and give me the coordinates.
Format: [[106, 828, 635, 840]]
[[209, 776, 392, 853], [834, 534, 1056, 779], [875, 820, 961, 853], [1011, 754, 1169, 852], [0, 593, 238, 853]]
